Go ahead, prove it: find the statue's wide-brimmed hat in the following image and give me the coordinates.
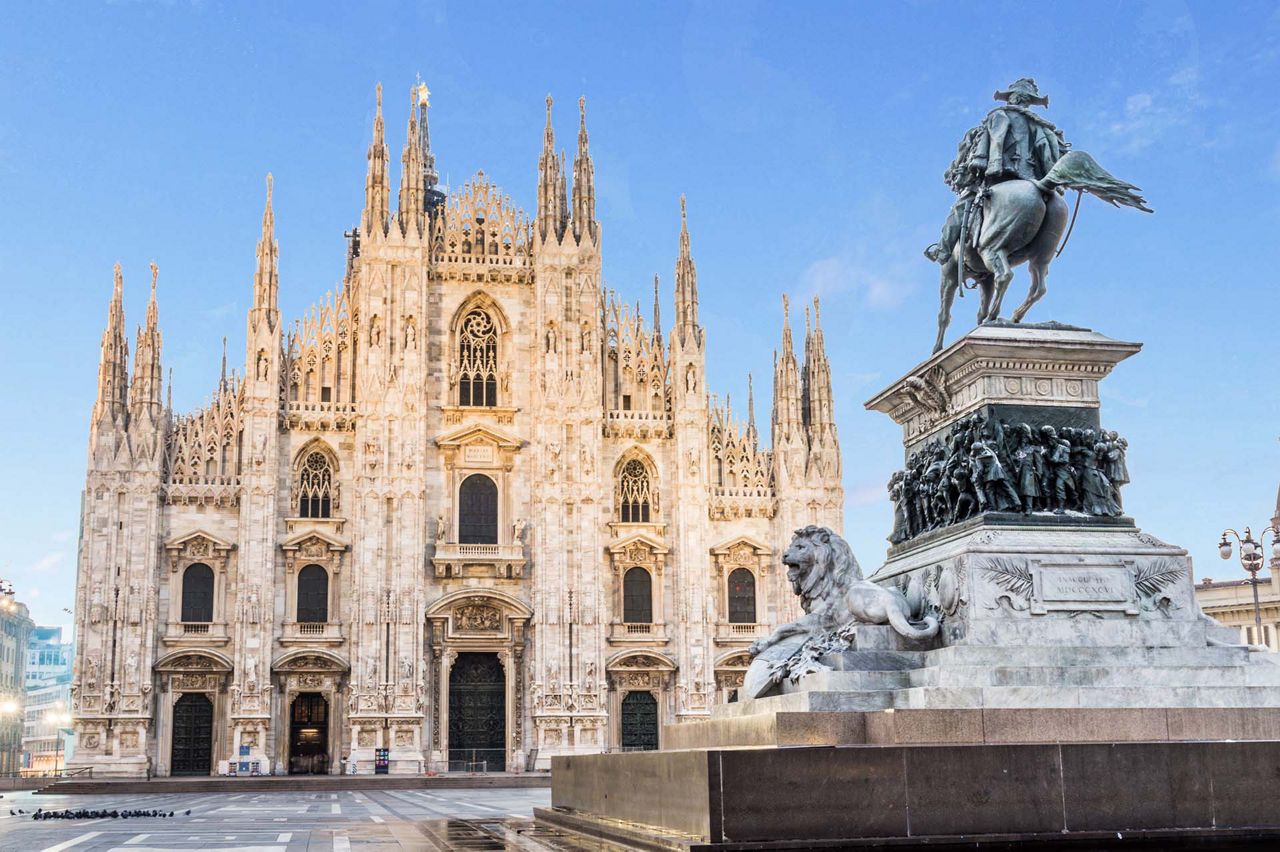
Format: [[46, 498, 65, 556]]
[[994, 77, 1049, 107]]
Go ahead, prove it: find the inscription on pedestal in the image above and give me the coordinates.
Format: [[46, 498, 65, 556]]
[[1040, 568, 1127, 602], [1032, 563, 1137, 615]]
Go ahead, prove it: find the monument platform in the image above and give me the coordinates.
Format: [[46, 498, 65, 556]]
[[539, 324, 1280, 848]]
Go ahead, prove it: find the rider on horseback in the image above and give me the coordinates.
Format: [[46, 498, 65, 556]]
[[925, 78, 1070, 264]]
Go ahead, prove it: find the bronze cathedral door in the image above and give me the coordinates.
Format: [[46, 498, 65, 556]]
[[448, 652, 505, 770], [170, 693, 214, 776]]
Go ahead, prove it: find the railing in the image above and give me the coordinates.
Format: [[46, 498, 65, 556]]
[[606, 410, 671, 424], [624, 623, 654, 635], [297, 623, 325, 635], [728, 623, 759, 635], [433, 542, 524, 560], [182, 622, 211, 635], [286, 400, 359, 417]]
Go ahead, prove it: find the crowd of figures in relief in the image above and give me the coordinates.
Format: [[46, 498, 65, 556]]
[[888, 413, 1130, 544]]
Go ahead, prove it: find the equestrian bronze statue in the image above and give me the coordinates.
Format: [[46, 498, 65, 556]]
[[927, 78, 1152, 353]]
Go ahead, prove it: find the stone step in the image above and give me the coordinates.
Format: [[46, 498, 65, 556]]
[[923, 643, 1254, 668], [794, 670, 912, 691], [894, 685, 1280, 710], [713, 689, 893, 718], [908, 664, 1280, 689]]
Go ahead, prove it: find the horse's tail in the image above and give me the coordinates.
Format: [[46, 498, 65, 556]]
[[885, 604, 940, 640], [1035, 150, 1153, 213]]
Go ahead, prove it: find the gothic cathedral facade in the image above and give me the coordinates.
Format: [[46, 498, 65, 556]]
[[69, 83, 844, 776]]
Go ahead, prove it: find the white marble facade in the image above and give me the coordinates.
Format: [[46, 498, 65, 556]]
[[68, 84, 844, 776]]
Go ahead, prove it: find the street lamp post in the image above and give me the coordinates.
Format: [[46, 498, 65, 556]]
[[1218, 525, 1280, 644]]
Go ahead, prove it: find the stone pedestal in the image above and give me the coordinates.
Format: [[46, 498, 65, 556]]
[[538, 324, 1280, 847]]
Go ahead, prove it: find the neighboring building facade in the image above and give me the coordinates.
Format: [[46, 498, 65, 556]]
[[1195, 573, 1280, 650], [0, 597, 34, 775], [69, 83, 844, 777], [23, 673, 74, 775], [26, 626, 73, 687], [23, 627, 75, 774]]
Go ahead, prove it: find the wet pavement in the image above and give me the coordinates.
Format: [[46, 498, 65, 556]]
[[0, 788, 626, 850]]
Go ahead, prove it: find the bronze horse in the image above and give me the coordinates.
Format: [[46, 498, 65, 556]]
[[932, 151, 1152, 354]]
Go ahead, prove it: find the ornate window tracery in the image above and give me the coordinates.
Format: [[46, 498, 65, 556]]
[[297, 452, 335, 518], [618, 459, 653, 523], [458, 309, 498, 407]]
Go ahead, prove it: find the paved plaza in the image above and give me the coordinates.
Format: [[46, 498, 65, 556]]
[[0, 788, 612, 851]]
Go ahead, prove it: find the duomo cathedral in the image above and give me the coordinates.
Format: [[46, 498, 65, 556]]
[[69, 82, 844, 776]]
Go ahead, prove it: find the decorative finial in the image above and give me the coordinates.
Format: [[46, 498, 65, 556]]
[[578, 95, 586, 125], [545, 94, 553, 117], [113, 261, 123, 289], [417, 81, 430, 107], [265, 172, 273, 205], [813, 295, 821, 324], [149, 261, 158, 294], [782, 293, 790, 318], [375, 82, 383, 111], [680, 194, 687, 224]]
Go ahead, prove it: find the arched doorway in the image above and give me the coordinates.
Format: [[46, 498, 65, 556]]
[[170, 693, 213, 776], [448, 652, 505, 771], [620, 691, 659, 751], [289, 693, 329, 775]]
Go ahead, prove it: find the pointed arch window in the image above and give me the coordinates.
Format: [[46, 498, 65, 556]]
[[181, 563, 215, 623], [458, 309, 498, 407], [618, 460, 653, 523], [298, 452, 335, 518], [727, 568, 756, 624]]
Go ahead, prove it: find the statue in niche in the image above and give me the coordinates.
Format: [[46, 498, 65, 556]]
[[245, 655, 259, 692], [404, 318, 417, 350], [127, 581, 142, 625], [746, 527, 938, 699], [85, 655, 100, 689], [513, 517, 528, 544], [256, 349, 269, 380], [124, 651, 139, 690], [435, 514, 449, 543], [369, 315, 382, 347], [90, 582, 104, 625]]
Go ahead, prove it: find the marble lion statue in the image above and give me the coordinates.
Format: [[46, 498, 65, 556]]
[[744, 526, 938, 698]]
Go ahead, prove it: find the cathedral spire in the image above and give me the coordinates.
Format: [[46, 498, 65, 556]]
[[747, 372, 758, 445], [571, 96, 597, 244], [397, 88, 426, 238], [804, 296, 838, 449], [772, 294, 805, 448], [129, 262, 163, 418], [361, 83, 390, 237], [536, 95, 567, 242], [94, 262, 130, 426], [652, 274, 662, 345], [674, 196, 702, 346], [416, 79, 442, 209], [251, 173, 279, 330]]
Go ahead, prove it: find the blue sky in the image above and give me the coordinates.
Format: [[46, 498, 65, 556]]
[[3, 1, 1279, 630]]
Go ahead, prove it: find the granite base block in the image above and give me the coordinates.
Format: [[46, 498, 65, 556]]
[[545, 741, 1280, 847]]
